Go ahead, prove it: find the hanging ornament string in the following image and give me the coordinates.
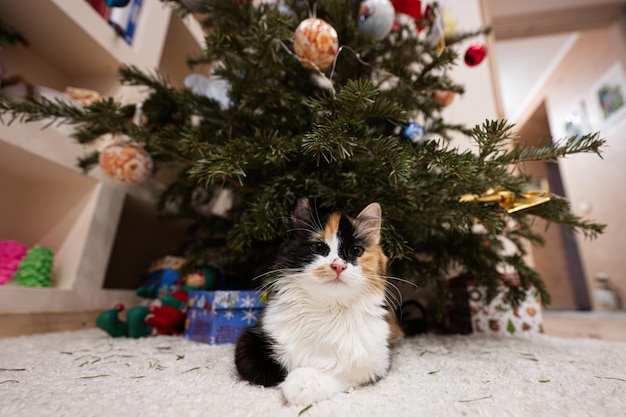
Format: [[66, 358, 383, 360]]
[[330, 44, 444, 103], [327, 45, 400, 90], [307, 0, 317, 18]]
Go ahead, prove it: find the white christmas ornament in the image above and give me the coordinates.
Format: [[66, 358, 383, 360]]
[[358, 0, 395, 40], [184, 73, 231, 109]]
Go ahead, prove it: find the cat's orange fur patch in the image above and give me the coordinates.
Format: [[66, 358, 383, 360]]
[[360, 247, 388, 293], [321, 213, 341, 242], [313, 264, 333, 280]]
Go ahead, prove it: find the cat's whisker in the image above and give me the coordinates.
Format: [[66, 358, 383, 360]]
[[311, 203, 325, 233], [384, 281, 403, 312], [359, 272, 402, 312], [360, 272, 419, 312], [252, 268, 304, 293], [255, 268, 303, 283], [287, 226, 318, 234], [287, 215, 323, 234], [252, 270, 279, 281], [384, 275, 420, 289], [384, 277, 420, 311]]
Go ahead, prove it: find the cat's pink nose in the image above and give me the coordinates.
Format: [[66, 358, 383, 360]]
[[331, 260, 347, 275]]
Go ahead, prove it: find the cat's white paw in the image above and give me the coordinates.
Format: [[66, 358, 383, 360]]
[[280, 367, 344, 406]]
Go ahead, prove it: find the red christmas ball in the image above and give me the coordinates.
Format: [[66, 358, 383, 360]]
[[464, 43, 487, 67]]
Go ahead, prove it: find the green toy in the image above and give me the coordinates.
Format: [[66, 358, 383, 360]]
[[95, 304, 151, 338]]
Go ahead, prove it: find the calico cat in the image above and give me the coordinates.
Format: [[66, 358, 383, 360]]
[[235, 197, 402, 405]]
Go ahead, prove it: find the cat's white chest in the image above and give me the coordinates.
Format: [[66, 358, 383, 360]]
[[263, 292, 391, 385]]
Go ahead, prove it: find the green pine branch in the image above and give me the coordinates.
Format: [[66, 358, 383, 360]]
[[0, 95, 86, 126]]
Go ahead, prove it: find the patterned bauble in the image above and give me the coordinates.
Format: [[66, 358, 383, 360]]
[[293, 18, 339, 71], [99, 143, 153, 186], [431, 90, 456, 107], [464, 43, 487, 67], [358, 0, 395, 40], [400, 122, 425, 145]]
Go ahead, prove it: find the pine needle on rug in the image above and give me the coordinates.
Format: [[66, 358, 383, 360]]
[[1, 329, 625, 417]]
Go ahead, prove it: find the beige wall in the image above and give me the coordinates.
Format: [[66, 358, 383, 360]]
[[443, 0, 501, 150], [515, 105, 579, 309], [540, 21, 626, 309]]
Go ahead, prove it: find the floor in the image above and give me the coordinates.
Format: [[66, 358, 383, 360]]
[[542, 310, 626, 342]]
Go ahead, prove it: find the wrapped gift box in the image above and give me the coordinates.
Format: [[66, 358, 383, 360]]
[[468, 280, 543, 336], [185, 290, 267, 345], [446, 273, 543, 336]]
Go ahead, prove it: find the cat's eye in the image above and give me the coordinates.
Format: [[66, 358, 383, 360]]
[[350, 245, 364, 257], [310, 241, 329, 256]]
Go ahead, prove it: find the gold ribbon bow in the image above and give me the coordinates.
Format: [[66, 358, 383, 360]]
[[460, 188, 551, 214]]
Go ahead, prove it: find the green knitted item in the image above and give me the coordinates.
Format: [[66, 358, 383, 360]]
[[11, 245, 54, 287]]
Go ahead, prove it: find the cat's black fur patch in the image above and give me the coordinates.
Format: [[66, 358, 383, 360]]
[[235, 322, 287, 387], [275, 202, 329, 269], [336, 214, 366, 266]]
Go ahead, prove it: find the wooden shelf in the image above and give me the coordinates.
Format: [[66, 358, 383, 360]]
[[0, 1, 127, 81], [0, 121, 189, 312], [0, 0, 206, 315], [0, 139, 98, 288], [0, 121, 87, 173], [0, 0, 203, 92]]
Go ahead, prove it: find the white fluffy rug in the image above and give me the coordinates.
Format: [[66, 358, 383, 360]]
[[1, 329, 625, 417]]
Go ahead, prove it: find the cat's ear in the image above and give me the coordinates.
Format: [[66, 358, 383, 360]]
[[356, 202, 382, 245], [290, 197, 313, 238]]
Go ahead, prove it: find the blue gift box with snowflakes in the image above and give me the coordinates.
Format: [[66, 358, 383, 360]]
[[184, 290, 267, 345]]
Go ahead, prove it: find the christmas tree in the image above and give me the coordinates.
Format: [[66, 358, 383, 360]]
[[0, 0, 605, 308]]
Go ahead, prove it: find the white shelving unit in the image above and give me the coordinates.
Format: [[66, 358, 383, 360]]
[[0, 0, 206, 314]]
